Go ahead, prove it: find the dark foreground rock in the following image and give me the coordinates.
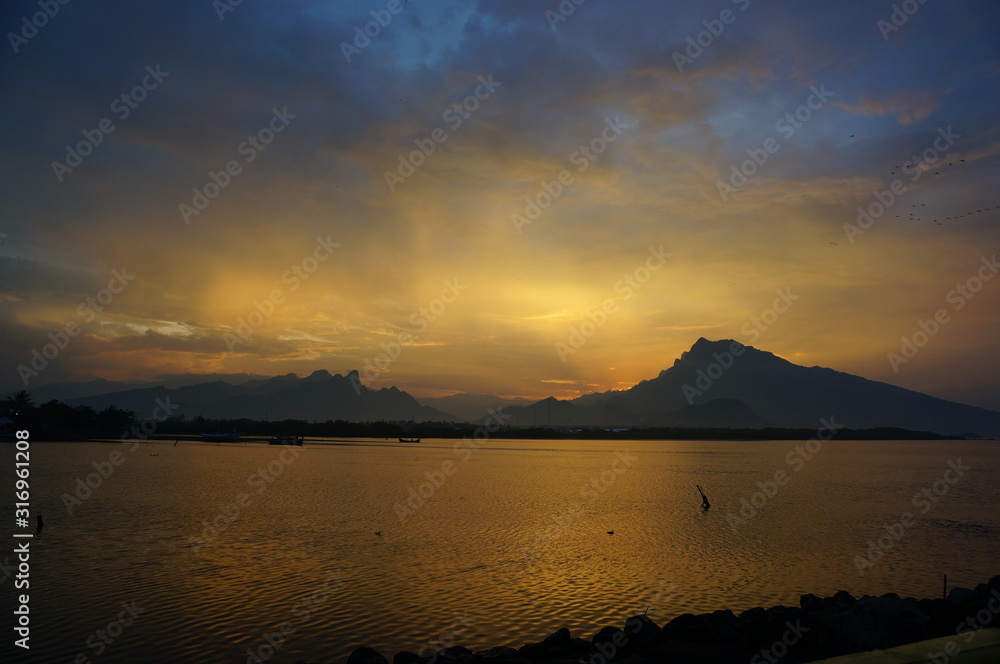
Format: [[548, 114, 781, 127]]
[[345, 646, 388, 664], [297, 575, 1000, 664]]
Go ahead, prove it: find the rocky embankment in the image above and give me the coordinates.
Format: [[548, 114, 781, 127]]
[[304, 577, 1000, 664]]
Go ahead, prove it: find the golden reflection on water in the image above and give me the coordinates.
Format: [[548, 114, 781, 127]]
[[12, 439, 1000, 663]]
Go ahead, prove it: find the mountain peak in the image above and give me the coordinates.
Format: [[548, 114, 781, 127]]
[[304, 369, 332, 382], [674, 338, 790, 372], [690, 337, 737, 353], [676, 337, 737, 367]]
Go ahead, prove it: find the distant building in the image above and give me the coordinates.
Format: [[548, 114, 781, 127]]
[[0, 416, 13, 437]]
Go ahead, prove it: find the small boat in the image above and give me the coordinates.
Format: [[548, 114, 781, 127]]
[[269, 435, 304, 446], [200, 430, 243, 442], [398, 437, 421, 443]]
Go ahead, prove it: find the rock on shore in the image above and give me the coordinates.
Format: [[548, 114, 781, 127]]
[[298, 576, 1000, 664]]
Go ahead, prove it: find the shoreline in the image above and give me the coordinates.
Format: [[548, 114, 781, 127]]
[[13, 430, 991, 444], [328, 577, 1000, 664]]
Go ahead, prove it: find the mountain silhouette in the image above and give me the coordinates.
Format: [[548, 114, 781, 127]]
[[643, 397, 774, 428], [418, 393, 534, 422], [66, 370, 455, 422], [492, 338, 1000, 435], [494, 393, 773, 429], [27, 338, 1000, 435], [624, 338, 1000, 435]]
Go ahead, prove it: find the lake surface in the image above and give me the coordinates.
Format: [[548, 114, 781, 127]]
[[3, 438, 999, 663]]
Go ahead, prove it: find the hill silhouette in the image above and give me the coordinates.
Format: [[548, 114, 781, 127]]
[[66, 369, 455, 422], [19, 338, 998, 435], [495, 338, 1000, 435]]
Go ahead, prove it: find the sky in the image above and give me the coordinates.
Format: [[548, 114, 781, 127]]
[[1, 0, 999, 409]]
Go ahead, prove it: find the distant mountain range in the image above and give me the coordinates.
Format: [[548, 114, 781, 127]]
[[14, 338, 1000, 436], [24, 372, 275, 404], [418, 393, 534, 422], [56, 370, 454, 422], [495, 338, 999, 436]]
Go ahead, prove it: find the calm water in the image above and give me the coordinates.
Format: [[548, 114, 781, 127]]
[[3, 438, 999, 663]]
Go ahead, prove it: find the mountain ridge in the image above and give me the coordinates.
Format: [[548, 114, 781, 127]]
[[63, 370, 457, 423], [505, 338, 1000, 435], [12, 338, 1000, 435]]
